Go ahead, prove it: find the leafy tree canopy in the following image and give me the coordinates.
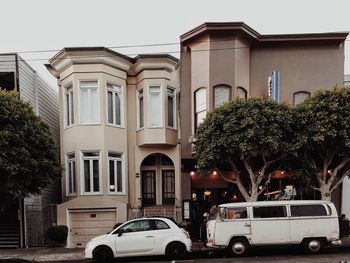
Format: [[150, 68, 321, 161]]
[[194, 97, 297, 201], [0, 90, 61, 199], [296, 87, 350, 200]]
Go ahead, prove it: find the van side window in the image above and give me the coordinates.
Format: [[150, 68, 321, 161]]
[[226, 207, 248, 219], [291, 205, 327, 217], [253, 206, 286, 218]]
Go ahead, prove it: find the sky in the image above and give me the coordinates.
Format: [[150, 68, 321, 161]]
[[1, 0, 350, 89]]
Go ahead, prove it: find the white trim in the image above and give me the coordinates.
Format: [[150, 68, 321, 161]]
[[148, 85, 163, 128], [64, 83, 74, 129], [65, 152, 77, 197], [106, 82, 124, 128], [79, 80, 101, 125], [166, 86, 177, 130], [80, 150, 102, 195], [107, 151, 126, 195], [136, 88, 144, 130]]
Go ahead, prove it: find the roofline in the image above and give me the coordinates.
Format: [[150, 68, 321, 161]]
[[133, 53, 179, 63], [180, 22, 348, 44]]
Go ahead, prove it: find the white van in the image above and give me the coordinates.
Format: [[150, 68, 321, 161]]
[[206, 200, 341, 255]]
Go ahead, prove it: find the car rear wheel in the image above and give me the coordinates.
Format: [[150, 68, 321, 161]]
[[228, 238, 250, 256], [166, 242, 187, 260], [93, 246, 114, 263], [302, 238, 324, 254]]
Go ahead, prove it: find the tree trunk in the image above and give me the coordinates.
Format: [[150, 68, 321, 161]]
[[319, 182, 332, 201]]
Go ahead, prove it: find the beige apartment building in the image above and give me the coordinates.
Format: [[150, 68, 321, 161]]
[[47, 48, 180, 247], [179, 22, 348, 239]]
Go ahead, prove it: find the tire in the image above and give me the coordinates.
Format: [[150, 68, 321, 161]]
[[302, 238, 324, 254], [93, 246, 114, 263], [166, 242, 187, 260], [228, 238, 250, 256]]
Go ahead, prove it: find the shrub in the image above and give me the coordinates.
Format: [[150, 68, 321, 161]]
[[46, 225, 68, 245]]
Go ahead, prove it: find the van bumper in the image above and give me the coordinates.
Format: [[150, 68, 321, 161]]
[[330, 239, 342, 246]]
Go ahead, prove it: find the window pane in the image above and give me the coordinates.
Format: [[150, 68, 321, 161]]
[[68, 162, 73, 193], [149, 88, 161, 127], [84, 160, 90, 192], [109, 152, 122, 158], [65, 93, 70, 126], [154, 220, 170, 230], [167, 95, 174, 127], [70, 92, 74, 124], [71, 161, 75, 193], [109, 160, 115, 192], [226, 207, 248, 219], [214, 86, 230, 107], [107, 91, 113, 124], [253, 206, 286, 218], [93, 160, 99, 192], [162, 170, 175, 205], [195, 88, 206, 112], [90, 88, 99, 123], [139, 96, 144, 128], [196, 110, 206, 127], [115, 93, 121, 125], [237, 87, 247, 100], [117, 161, 122, 192], [294, 92, 310, 105], [81, 89, 89, 123], [291, 205, 327, 217]]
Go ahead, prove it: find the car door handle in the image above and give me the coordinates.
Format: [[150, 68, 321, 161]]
[[145, 236, 154, 238], [245, 222, 251, 227]]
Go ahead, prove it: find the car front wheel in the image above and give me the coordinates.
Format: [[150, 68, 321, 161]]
[[93, 246, 114, 263], [166, 242, 187, 260]]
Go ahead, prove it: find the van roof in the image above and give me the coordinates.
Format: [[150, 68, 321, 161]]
[[218, 200, 332, 208]]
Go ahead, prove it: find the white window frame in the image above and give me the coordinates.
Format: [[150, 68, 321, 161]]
[[65, 152, 76, 196], [79, 80, 100, 125], [108, 152, 125, 195], [106, 83, 124, 127], [194, 88, 207, 132], [148, 85, 163, 128], [64, 84, 74, 128], [166, 87, 176, 129], [80, 151, 102, 195], [137, 89, 144, 130]]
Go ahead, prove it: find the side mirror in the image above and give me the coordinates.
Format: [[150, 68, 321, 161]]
[[118, 229, 124, 237]]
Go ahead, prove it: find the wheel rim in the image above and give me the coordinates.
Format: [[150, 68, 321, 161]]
[[308, 240, 321, 252], [232, 242, 245, 254], [171, 246, 182, 257]]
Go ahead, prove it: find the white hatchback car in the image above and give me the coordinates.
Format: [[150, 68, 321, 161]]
[[85, 217, 192, 262]]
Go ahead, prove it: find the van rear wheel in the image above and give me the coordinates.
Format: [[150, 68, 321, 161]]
[[302, 238, 324, 254], [228, 238, 250, 256]]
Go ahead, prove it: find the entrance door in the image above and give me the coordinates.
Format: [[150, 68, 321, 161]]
[[142, 171, 156, 206]]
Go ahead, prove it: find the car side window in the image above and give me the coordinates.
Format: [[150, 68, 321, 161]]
[[119, 220, 151, 233], [291, 205, 327, 217], [153, 220, 170, 230], [226, 207, 248, 219], [253, 206, 286, 218]]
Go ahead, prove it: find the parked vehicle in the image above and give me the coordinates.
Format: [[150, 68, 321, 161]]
[[206, 200, 341, 255], [85, 217, 192, 262]]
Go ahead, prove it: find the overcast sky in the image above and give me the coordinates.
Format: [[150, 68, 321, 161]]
[[1, 0, 350, 88]]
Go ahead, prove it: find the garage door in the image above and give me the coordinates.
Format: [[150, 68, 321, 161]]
[[69, 210, 116, 247]]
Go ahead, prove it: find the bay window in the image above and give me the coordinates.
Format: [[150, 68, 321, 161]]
[[214, 85, 230, 107], [82, 152, 101, 194], [294, 91, 310, 105], [137, 89, 144, 129], [149, 86, 162, 127], [237, 87, 247, 100], [167, 87, 176, 128], [107, 84, 122, 126], [194, 88, 207, 131], [80, 81, 100, 124], [64, 85, 74, 127], [108, 152, 124, 194], [66, 152, 76, 195]]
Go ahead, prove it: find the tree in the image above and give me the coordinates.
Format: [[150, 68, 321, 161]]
[[296, 87, 350, 201], [194, 98, 297, 201], [0, 90, 61, 199]]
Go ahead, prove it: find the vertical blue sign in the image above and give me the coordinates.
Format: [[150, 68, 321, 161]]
[[268, 70, 280, 102]]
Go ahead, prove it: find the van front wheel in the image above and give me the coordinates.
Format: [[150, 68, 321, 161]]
[[302, 238, 324, 254], [228, 238, 250, 256]]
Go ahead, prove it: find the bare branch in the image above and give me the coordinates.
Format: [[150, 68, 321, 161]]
[[310, 185, 321, 191], [328, 157, 350, 186], [216, 169, 236, 184], [330, 170, 350, 193]]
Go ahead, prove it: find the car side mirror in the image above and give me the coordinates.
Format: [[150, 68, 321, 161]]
[[118, 229, 124, 237]]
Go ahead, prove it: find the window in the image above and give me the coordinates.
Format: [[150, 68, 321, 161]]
[[214, 85, 230, 107], [107, 84, 122, 126], [80, 81, 100, 124], [167, 87, 176, 128], [149, 86, 162, 127], [226, 207, 248, 219], [237, 87, 247, 100], [64, 85, 74, 127], [153, 220, 170, 230], [253, 206, 286, 218], [108, 152, 124, 194], [194, 88, 207, 131], [142, 171, 156, 206], [137, 89, 144, 129], [162, 170, 175, 205], [66, 153, 76, 195], [293, 91, 310, 105], [82, 152, 100, 194], [291, 205, 327, 217], [119, 220, 151, 233]]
